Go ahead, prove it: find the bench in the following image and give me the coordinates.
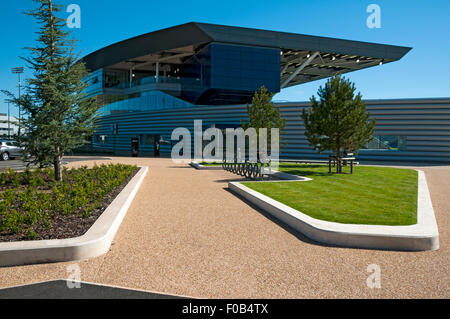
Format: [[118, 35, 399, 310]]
[[329, 153, 356, 174]]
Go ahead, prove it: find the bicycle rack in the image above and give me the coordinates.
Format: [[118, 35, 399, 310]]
[[221, 158, 271, 180]]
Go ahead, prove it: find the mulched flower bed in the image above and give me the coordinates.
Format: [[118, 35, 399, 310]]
[[0, 165, 138, 242]]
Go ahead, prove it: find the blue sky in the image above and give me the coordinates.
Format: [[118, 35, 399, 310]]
[[1, 0, 449, 116]]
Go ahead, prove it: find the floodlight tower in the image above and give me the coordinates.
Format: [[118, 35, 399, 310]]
[[11, 66, 24, 137], [4, 100, 11, 139]]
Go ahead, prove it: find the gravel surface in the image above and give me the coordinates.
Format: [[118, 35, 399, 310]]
[[0, 157, 448, 298]]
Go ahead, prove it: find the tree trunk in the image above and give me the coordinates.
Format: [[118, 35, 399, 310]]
[[336, 146, 341, 174], [54, 156, 61, 181]]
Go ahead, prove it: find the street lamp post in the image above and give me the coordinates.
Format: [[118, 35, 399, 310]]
[[11, 67, 24, 138]]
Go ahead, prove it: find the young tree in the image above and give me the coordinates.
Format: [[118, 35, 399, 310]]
[[3, 0, 97, 181], [241, 86, 286, 160], [301, 76, 375, 173]]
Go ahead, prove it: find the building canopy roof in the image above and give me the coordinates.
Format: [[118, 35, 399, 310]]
[[82, 22, 411, 88]]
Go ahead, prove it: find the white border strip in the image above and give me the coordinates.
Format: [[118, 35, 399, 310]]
[[0, 166, 148, 267], [229, 169, 439, 251]]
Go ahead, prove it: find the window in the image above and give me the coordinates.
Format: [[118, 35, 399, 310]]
[[139, 134, 160, 145], [10, 142, 20, 147], [363, 136, 406, 151], [210, 43, 280, 93], [95, 135, 108, 144], [104, 70, 128, 88]]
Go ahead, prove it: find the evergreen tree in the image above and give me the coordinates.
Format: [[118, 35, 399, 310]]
[[302, 76, 375, 172], [3, 0, 97, 181], [241, 86, 286, 159]]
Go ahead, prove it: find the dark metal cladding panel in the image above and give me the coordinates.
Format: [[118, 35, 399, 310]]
[[82, 22, 411, 71], [82, 23, 213, 71], [92, 98, 450, 163], [194, 22, 411, 59]]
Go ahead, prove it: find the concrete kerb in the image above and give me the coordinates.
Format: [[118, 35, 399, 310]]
[[189, 161, 223, 170], [228, 169, 439, 251], [0, 166, 149, 267]]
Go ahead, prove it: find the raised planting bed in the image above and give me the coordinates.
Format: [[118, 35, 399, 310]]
[[0, 163, 138, 242], [230, 163, 439, 251], [242, 164, 418, 226], [0, 164, 148, 266]]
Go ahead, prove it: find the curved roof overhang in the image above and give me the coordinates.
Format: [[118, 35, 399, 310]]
[[81, 22, 411, 89]]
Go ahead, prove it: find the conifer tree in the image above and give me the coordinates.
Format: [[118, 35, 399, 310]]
[[241, 86, 286, 159], [302, 76, 375, 173], [3, 0, 97, 181]]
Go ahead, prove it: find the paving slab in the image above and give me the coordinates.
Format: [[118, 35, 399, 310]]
[[0, 279, 185, 299]]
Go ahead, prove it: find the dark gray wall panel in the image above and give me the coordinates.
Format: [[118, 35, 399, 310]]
[[93, 98, 450, 163]]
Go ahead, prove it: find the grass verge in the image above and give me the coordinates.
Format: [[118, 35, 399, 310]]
[[199, 162, 222, 166], [241, 164, 418, 226]]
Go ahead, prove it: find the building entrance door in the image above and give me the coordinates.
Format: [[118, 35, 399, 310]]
[[154, 139, 160, 157], [131, 138, 139, 157]]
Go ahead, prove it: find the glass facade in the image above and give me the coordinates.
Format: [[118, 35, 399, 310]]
[[85, 42, 282, 116], [96, 90, 193, 116], [179, 42, 280, 105], [104, 70, 128, 89], [210, 43, 280, 93], [139, 134, 161, 146], [363, 136, 406, 151], [83, 69, 103, 98]]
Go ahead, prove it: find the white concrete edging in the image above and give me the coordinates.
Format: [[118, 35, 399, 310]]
[[229, 169, 439, 251], [189, 161, 222, 170], [0, 166, 148, 267]]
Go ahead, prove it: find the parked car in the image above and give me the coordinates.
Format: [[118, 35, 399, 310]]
[[0, 140, 24, 161]]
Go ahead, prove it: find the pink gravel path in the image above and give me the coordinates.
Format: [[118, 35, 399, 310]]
[[0, 157, 448, 298]]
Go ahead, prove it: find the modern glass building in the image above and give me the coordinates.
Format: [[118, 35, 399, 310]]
[[82, 22, 450, 163]]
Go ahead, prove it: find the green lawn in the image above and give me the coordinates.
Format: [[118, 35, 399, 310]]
[[242, 164, 418, 225], [199, 162, 222, 166]]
